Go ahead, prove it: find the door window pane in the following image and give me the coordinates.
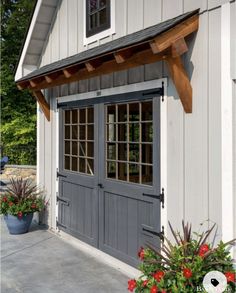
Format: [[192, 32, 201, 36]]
[[64, 107, 94, 175], [106, 100, 154, 185]]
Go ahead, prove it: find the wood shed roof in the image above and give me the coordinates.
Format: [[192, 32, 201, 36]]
[[16, 9, 199, 121]]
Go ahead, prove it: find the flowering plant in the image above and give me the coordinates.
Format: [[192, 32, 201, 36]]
[[0, 178, 45, 219], [128, 222, 236, 292]]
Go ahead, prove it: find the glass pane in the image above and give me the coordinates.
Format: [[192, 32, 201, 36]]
[[65, 110, 70, 124], [142, 101, 152, 121], [87, 108, 94, 123], [107, 143, 116, 160], [87, 159, 94, 175], [107, 105, 116, 123], [129, 164, 139, 183], [79, 109, 86, 123], [79, 142, 86, 157], [87, 125, 94, 140], [118, 143, 127, 161], [142, 123, 153, 142], [99, 8, 107, 26], [142, 144, 152, 164], [90, 13, 98, 29], [64, 156, 70, 170], [65, 126, 70, 139], [118, 162, 127, 181], [65, 141, 70, 155], [129, 144, 139, 162], [79, 125, 86, 140], [118, 124, 127, 141], [107, 123, 116, 142], [142, 165, 152, 185], [129, 103, 139, 121], [107, 161, 116, 179], [72, 157, 78, 171], [129, 123, 139, 142], [79, 158, 85, 173], [89, 0, 98, 12], [72, 110, 78, 124], [72, 125, 78, 139], [87, 142, 94, 158], [72, 142, 78, 156], [118, 104, 127, 122]]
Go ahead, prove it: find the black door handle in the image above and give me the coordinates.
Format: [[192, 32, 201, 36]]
[[97, 183, 104, 188]]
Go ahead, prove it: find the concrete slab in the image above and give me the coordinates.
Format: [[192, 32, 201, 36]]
[[0, 217, 128, 293]]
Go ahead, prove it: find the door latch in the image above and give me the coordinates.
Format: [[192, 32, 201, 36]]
[[97, 183, 104, 188]]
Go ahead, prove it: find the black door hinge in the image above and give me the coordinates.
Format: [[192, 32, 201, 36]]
[[56, 221, 67, 229], [57, 196, 70, 206], [161, 81, 165, 102], [142, 226, 164, 241], [57, 171, 67, 178], [143, 188, 164, 208]]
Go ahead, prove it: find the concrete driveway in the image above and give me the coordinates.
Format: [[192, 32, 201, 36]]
[[0, 217, 128, 293]]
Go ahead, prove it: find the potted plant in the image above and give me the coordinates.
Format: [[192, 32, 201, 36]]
[[0, 177, 45, 234], [128, 222, 236, 292]]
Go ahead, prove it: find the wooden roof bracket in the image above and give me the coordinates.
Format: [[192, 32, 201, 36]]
[[165, 55, 192, 113], [32, 90, 50, 121]]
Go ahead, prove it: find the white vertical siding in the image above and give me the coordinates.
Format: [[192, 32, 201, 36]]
[[127, 0, 143, 33], [208, 9, 222, 235]]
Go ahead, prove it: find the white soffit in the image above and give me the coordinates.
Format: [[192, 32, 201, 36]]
[[15, 0, 58, 80]]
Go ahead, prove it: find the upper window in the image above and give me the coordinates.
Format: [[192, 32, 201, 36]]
[[86, 0, 111, 38]]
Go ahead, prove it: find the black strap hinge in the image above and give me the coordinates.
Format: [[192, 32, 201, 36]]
[[142, 226, 164, 241], [57, 171, 67, 178], [57, 196, 70, 206], [143, 188, 164, 208]]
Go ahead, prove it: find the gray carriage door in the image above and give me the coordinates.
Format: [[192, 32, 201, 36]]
[[98, 97, 161, 267], [58, 106, 99, 247]]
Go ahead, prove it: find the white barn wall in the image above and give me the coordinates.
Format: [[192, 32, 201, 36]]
[[37, 0, 234, 245]]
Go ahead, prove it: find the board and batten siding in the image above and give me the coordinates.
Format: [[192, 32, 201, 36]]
[[37, 0, 235, 249]]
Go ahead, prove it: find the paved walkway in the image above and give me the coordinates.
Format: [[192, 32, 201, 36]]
[[0, 217, 128, 293]]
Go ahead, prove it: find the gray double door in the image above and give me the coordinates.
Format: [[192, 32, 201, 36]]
[[58, 91, 161, 267]]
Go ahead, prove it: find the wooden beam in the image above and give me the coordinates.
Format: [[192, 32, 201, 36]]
[[45, 72, 61, 83], [150, 14, 199, 54], [17, 81, 29, 90], [24, 49, 167, 91], [85, 60, 102, 72], [32, 90, 50, 121], [114, 49, 133, 64], [165, 55, 192, 113], [171, 37, 188, 57], [63, 65, 80, 78]]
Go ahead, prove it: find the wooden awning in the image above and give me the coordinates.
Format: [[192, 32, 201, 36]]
[[16, 10, 199, 121]]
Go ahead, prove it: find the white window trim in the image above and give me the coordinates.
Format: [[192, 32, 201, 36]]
[[83, 0, 116, 46]]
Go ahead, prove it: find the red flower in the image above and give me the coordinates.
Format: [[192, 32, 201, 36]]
[[199, 244, 209, 257], [183, 268, 192, 279], [127, 279, 136, 292], [31, 203, 37, 209], [2, 196, 8, 202], [153, 271, 165, 282], [17, 212, 23, 219], [142, 280, 148, 287], [225, 272, 235, 283], [138, 247, 145, 260], [9, 202, 14, 206], [150, 285, 158, 293]]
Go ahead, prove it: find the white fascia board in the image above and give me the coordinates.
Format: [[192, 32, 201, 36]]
[[15, 0, 43, 81]]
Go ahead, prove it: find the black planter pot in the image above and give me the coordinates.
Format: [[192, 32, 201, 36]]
[[4, 213, 33, 234]]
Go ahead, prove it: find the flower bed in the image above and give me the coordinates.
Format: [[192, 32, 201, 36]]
[[128, 222, 235, 292]]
